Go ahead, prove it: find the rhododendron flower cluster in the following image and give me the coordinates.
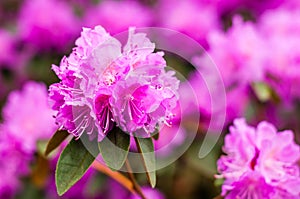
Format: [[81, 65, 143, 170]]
[[2, 81, 57, 152], [0, 29, 16, 67], [0, 81, 57, 197], [84, 0, 153, 35], [49, 26, 179, 141], [17, 0, 80, 51], [217, 118, 300, 198], [259, 8, 300, 103], [0, 132, 30, 198], [206, 16, 267, 89], [156, 0, 219, 47]]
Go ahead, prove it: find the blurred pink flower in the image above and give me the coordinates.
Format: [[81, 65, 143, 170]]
[[201, 0, 285, 16], [182, 70, 249, 126], [207, 16, 266, 88], [0, 29, 16, 67], [83, 0, 152, 35], [50, 26, 179, 140], [156, 0, 219, 47], [2, 81, 57, 153], [200, 0, 243, 14], [0, 132, 31, 198], [217, 118, 300, 198], [17, 0, 80, 51], [259, 8, 300, 103], [129, 187, 165, 199]]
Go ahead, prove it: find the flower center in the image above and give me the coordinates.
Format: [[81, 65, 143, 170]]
[[250, 148, 260, 170]]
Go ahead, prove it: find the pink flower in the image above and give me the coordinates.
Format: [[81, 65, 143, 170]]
[[0, 81, 58, 197], [223, 171, 276, 199], [83, 0, 153, 35], [17, 0, 80, 51], [2, 81, 57, 153], [206, 16, 267, 88], [259, 8, 300, 103], [156, 0, 219, 47], [0, 29, 16, 67], [217, 118, 300, 198], [0, 132, 31, 198], [182, 71, 249, 126], [49, 26, 179, 141], [129, 187, 165, 199]]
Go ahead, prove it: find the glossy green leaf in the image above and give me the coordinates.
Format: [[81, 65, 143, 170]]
[[98, 127, 130, 170], [55, 137, 95, 196], [45, 130, 69, 156], [134, 137, 156, 188]]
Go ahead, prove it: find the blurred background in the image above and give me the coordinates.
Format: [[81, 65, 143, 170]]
[[0, 0, 300, 198]]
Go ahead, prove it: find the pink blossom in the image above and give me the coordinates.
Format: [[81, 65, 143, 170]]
[[207, 16, 266, 88], [0, 29, 16, 67], [217, 118, 300, 198], [156, 0, 219, 47], [129, 187, 165, 199], [0, 132, 31, 198], [0, 81, 58, 197], [2, 81, 57, 153], [259, 8, 300, 103], [223, 171, 276, 199], [17, 0, 80, 51], [83, 0, 152, 35], [182, 71, 249, 126], [49, 26, 179, 141]]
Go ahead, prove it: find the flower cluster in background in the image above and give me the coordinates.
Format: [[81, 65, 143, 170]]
[[0, 0, 299, 199], [0, 82, 56, 197]]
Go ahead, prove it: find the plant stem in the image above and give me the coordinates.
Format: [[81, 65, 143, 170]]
[[92, 161, 135, 194], [125, 159, 147, 199]]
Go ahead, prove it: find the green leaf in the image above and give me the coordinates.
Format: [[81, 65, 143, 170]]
[[45, 130, 69, 156], [252, 82, 281, 103], [56, 137, 95, 196], [134, 137, 156, 188], [214, 178, 224, 187], [98, 127, 130, 170], [252, 82, 273, 102]]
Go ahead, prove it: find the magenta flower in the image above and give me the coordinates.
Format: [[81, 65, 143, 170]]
[[0, 29, 16, 67], [129, 186, 165, 199], [206, 16, 267, 88], [49, 26, 179, 140], [0, 132, 31, 198], [217, 118, 300, 198], [0, 81, 58, 197], [2, 81, 57, 153], [17, 0, 80, 51], [259, 8, 300, 103], [83, 0, 153, 35], [156, 0, 219, 47], [223, 171, 276, 199], [182, 71, 249, 126]]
